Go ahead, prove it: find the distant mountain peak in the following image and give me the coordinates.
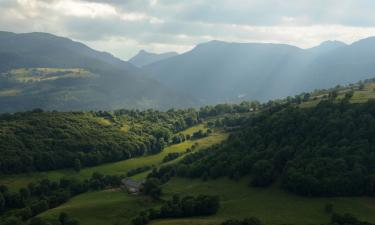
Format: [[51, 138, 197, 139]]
[[308, 40, 347, 53], [129, 50, 178, 67]]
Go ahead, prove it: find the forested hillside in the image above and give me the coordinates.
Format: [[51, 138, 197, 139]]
[[0, 102, 257, 175], [151, 99, 375, 197], [0, 109, 199, 174]]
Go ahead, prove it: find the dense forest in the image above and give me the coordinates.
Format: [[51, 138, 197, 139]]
[[149, 100, 375, 197], [0, 102, 258, 174]]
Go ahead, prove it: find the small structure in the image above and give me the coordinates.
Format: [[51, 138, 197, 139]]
[[121, 178, 145, 195]]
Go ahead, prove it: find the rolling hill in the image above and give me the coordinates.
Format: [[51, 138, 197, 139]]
[[143, 38, 375, 105], [0, 31, 195, 112], [129, 50, 178, 67]]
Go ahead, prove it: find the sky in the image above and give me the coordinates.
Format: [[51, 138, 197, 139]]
[[1, 0, 375, 60]]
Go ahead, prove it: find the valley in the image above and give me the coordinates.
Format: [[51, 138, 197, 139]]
[[2, 81, 375, 225]]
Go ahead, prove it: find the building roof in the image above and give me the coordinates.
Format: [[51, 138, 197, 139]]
[[122, 178, 145, 189]]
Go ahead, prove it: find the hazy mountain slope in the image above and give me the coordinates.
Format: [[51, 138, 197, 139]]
[[144, 38, 375, 104], [129, 50, 178, 67], [298, 37, 375, 91], [307, 40, 347, 54], [144, 41, 308, 104], [0, 31, 195, 112]]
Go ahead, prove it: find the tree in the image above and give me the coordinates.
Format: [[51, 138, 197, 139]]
[[20, 187, 30, 200], [325, 203, 333, 214], [143, 178, 162, 200], [73, 159, 82, 173], [2, 217, 23, 225], [31, 200, 49, 215], [29, 217, 50, 225], [0, 192, 5, 212], [251, 160, 275, 187]]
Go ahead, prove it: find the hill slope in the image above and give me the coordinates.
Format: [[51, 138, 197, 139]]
[[129, 50, 178, 67], [144, 38, 375, 104], [0, 31, 195, 112]]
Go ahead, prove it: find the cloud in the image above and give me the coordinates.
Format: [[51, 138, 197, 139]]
[[0, 0, 375, 59]]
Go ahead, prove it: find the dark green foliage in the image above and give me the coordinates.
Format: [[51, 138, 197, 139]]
[[325, 203, 334, 214], [330, 213, 375, 225], [0, 193, 4, 212], [1, 217, 24, 225], [250, 160, 275, 187], [59, 212, 80, 225], [0, 102, 253, 175], [153, 101, 375, 197], [162, 153, 180, 163], [126, 166, 152, 177], [171, 133, 186, 144], [0, 173, 121, 222], [30, 200, 49, 216], [73, 159, 81, 173], [142, 178, 162, 200], [221, 217, 264, 225], [0, 108, 202, 174], [192, 130, 208, 139], [29, 217, 49, 225], [132, 195, 219, 225]]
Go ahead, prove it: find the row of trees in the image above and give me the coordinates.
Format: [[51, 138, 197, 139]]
[[0, 172, 121, 224], [132, 194, 220, 225], [219, 213, 375, 225], [1, 212, 80, 225]]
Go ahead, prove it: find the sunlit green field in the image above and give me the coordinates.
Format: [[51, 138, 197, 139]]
[[40, 177, 375, 225], [41, 190, 157, 225], [299, 82, 375, 108], [151, 178, 375, 225]]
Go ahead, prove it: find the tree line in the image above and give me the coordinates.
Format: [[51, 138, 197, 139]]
[[147, 100, 375, 197], [0, 172, 121, 224], [132, 194, 220, 225]]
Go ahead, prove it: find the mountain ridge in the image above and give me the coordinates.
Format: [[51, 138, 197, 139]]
[[0, 31, 196, 112], [129, 49, 178, 67], [143, 37, 375, 104]]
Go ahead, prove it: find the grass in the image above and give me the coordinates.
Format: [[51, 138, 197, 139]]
[[0, 126, 228, 191], [299, 82, 375, 108], [41, 190, 157, 225], [2, 68, 97, 82], [150, 178, 375, 225], [38, 176, 375, 225], [34, 128, 228, 225], [179, 124, 207, 136]]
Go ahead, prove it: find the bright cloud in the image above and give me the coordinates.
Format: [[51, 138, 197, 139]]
[[1, 0, 375, 59]]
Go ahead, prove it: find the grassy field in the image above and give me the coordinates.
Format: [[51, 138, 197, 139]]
[[0, 125, 228, 191], [40, 177, 375, 225], [41, 190, 157, 225], [299, 82, 375, 108], [150, 178, 375, 225], [33, 127, 228, 225], [2, 68, 96, 83]]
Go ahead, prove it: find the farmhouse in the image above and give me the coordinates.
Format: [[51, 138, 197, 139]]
[[121, 178, 145, 194]]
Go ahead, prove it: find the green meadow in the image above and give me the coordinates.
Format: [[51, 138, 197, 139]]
[[152, 178, 375, 225], [39, 177, 375, 225]]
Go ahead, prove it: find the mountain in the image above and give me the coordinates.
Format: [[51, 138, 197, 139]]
[[0, 31, 195, 112], [129, 50, 178, 67], [307, 40, 347, 53], [143, 38, 375, 104]]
